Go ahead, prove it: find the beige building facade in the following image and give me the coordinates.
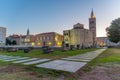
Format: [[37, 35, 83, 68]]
[[63, 10, 96, 48], [63, 23, 93, 48]]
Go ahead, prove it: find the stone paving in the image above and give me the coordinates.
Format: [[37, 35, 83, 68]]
[[0, 55, 50, 64], [0, 48, 106, 73], [13, 58, 39, 63], [35, 49, 106, 72], [62, 49, 106, 62], [0, 55, 30, 61], [0, 56, 20, 60], [3, 57, 30, 62], [36, 60, 87, 72], [23, 59, 50, 65]]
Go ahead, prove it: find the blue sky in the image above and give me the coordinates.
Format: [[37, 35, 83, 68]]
[[0, 0, 120, 37]]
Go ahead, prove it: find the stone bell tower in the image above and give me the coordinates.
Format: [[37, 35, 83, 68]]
[[89, 9, 96, 46]]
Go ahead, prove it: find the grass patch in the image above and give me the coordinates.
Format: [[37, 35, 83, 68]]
[[0, 60, 11, 66], [82, 48, 120, 72], [0, 48, 98, 59]]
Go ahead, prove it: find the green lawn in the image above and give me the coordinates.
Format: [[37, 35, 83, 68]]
[[0, 48, 98, 59], [0, 61, 11, 66]]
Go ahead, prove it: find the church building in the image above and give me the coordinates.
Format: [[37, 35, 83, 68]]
[[63, 9, 96, 48]]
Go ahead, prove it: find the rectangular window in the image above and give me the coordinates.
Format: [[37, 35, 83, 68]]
[[49, 36, 51, 40], [37, 37, 39, 40], [51, 36, 53, 40], [40, 37, 42, 41], [43, 36, 46, 40], [47, 36, 49, 40]]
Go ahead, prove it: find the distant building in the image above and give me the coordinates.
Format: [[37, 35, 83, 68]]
[[63, 23, 93, 48], [0, 27, 6, 46], [63, 10, 96, 48], [29, 35, 36, 46], [8, 34, 36, 46], [96, 37, 118, 47], [24, 28, 30, 46], [8, 34, 23, 45], [35, 32, 63, 47], [22, 28, 36, 46]]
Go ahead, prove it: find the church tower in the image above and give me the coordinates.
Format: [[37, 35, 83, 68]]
[[89, 9, 96, 46], [27, 28, 30, 36], [25, 28, 30, 45]]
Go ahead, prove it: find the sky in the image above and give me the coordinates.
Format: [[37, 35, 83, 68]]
[[0, 0, 120, 37]]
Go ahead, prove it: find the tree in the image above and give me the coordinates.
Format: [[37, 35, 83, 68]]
[[12, 40, 17, 45], [106, 18, 120, 43], [6, 38, 12, 45]]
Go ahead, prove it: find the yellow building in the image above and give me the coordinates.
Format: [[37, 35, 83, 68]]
[[35, 32, 63, 47]]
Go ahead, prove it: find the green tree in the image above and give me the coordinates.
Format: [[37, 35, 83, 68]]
[[12, 40, 17, 45], [106, 18, 120, 43], [6, 38, 12, 45]]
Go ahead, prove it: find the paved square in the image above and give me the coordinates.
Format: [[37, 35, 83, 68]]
[[23, 59, 50, 65], [36, 60, 86, 72]]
